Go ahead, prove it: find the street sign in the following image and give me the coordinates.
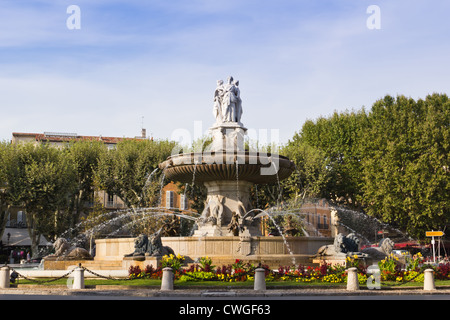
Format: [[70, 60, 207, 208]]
[[426, 231, 444, 237], [426, 231, 445, 263]]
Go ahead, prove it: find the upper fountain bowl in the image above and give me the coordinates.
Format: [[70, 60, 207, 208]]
[[159, 151, 295, 184]]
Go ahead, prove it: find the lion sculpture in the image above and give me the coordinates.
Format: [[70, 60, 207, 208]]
[[46, 238, 92, 260], [125, 232, 175, 258], [316, 233, 360, 257], [315, 233, 369, 260], [361, 238, 395, 260]]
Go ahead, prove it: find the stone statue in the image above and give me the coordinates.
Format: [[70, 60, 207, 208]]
[[213, 76, 242, 124], [124, 232, 175, 257], [361, 238, 395, 260], [124, 234, 149, 257], [147, 231, 172, 256], [199, 195, 225, 227], [234, 80, 242, 122], [227, 211, 241, 236], [53, 238, 71, 257], [213, 80, 224, 124], [315, 233, 365, 258], [45, 237, 92, 260], [161, 215, 180, 237]]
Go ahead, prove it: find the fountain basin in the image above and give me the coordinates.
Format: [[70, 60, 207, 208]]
[[94, 236, 333, 269], [159, 151, 296, 237], [159, 151, 295, 184]]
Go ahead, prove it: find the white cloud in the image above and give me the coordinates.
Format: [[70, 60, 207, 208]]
[[1, 0, 450, 145]]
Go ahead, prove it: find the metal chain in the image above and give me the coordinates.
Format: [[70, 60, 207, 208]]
[[80, 266, 133, 281], [8, 265, 428, 286], [10, 267, 76, 284]]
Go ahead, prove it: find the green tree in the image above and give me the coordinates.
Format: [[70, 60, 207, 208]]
[[5, 143, 77, 257], [95, 139, 176, 209], [281, 138, 330, 201], [360, 94, 449, 239], [298, 110, 368, 206], [66, 140, 107, 229], [0, 142, 12, 240]]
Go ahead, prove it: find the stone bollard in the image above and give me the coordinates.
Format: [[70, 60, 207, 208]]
[[254, 268, 266, 291], [423, 269, 436, 291], [72, 266, 85, 289], [0, 266, 10, 289], [161, 267, 174, 291], [346, 267, 359, 291]]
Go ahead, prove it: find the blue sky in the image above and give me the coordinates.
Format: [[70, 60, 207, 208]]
[[1, 0, 449, 144]]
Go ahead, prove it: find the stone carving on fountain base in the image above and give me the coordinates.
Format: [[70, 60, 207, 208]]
[[194, 180, 261, 237], [209, 122, 247, 153]]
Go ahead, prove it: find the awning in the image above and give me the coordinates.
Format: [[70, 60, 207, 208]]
[[393, 241, 421, 249], [1, 228, 52, 246]]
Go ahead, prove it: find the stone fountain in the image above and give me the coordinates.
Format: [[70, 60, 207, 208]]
[[159, 76, 295, 238], [151, 76, 331, 267], [50, 76, 334, 270]]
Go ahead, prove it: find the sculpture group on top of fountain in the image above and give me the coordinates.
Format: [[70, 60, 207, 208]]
[[213, 76, 243, 125]]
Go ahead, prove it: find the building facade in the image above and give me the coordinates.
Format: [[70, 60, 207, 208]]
[[9, 131, 192, 216]]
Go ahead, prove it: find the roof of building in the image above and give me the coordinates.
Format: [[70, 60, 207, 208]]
[[11, 132, 138, 144]]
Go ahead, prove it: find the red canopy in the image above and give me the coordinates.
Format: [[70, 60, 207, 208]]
[[393, 241, 421, 249]]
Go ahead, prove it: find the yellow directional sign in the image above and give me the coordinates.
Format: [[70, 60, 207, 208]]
[[426, 231, 445, 237]]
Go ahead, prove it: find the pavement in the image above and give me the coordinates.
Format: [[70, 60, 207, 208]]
[[2, 285, 450, 299]]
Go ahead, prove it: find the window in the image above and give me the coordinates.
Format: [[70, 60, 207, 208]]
[[5, 212, 10, 227], [166, 191, 174, 209], [17, 211, 26, 227], [180, 194, 188, 210], [107, 193, 114, 207], [318, 215, 328, 230]]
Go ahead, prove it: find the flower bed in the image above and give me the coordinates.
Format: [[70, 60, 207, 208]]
[[128, 252, 450, 285]]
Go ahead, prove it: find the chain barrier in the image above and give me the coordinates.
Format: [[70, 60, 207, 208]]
[[9, 264, 131, 284], [10, 267, 76, 284], [80, 266, 133, 281], [6, 264, 431, 287]]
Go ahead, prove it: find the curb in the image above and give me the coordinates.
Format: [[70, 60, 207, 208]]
[[2, 286, 450, 298]]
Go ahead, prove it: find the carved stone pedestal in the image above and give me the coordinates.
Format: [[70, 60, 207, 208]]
[[209, 122, 247, 153], [194, 180, 262, 237]]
